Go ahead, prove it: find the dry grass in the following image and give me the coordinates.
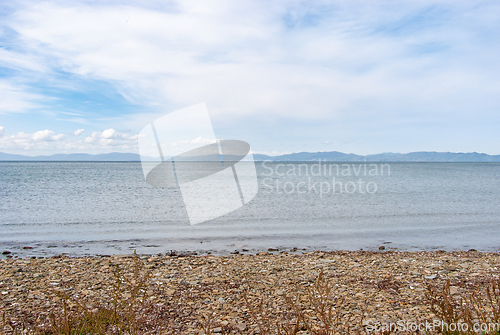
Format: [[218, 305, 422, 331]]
[[1, 252, 173, 335], [3, 254, 500, 334], [44, 252, 168, 334], [426, 277, 500, 334], [242, 270, 363, 335]]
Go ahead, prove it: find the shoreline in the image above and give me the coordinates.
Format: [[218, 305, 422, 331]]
[[1, 245, 494, 260], [2, 250, 500, 334], [2, 238, 497, 260]]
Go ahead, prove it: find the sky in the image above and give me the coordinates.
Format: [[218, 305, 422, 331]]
[[0, 0, 499, 156]]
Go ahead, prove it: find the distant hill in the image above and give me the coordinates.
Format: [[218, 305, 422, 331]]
[[1, 150, 500, 162], [253, 151, 500, 162]]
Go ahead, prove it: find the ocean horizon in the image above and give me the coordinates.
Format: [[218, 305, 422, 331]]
[[1, 161, 499, 258]]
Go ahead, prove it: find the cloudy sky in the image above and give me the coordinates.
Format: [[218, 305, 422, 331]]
[[0, 0, 499, 156]]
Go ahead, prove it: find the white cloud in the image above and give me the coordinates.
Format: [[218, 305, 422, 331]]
[[0, 129, 66, 152], [33, 129, 58, 141], [84, 136, 95, 144], [0, 126, 4, 137], [1, 1, 500, 154], [5, 1, 497, 121], [0, 47, 48, 73], [52, 133, 65, 140], [0, 81, 47, 114], [101, 128, 116, 139], [78, 128, 139, 151], [74, 129, 84, 136], [0, 128, 138, 155], [85, 128, 121, 141]]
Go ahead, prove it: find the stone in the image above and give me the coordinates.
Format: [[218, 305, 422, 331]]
[[0, 250, 497, 334]]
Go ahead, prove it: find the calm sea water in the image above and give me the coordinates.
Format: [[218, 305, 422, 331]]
[[1, 161, 499, 257]]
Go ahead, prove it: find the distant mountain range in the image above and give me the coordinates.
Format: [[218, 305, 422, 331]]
[[253, 151, 500, 162], [1, 151, 500, 162]]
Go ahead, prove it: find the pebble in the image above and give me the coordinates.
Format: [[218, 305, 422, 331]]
[[1, 250, 499, 334]]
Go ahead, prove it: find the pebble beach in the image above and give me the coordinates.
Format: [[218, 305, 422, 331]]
[[1, 250, 500, 334]]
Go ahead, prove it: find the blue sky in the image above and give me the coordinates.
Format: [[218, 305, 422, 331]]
[[0, 0, 499, 156]]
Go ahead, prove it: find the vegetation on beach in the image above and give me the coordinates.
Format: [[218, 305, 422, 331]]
[[2, 251, 500, 334], [426, 277, 500, 335]]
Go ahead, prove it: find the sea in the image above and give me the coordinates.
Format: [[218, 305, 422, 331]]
[[1, 161, 499, 257]]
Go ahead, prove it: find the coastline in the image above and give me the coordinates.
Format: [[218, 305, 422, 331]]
[[2, 250, 500, 334], [2, 233, 499, 259]]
